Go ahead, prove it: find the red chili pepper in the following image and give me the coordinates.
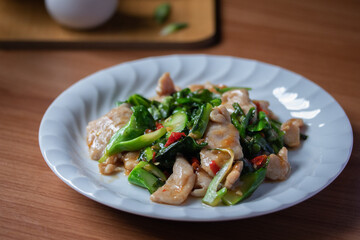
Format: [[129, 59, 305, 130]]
[[164, 132, 186, 147], [251, 155, 268, 167], [152, 152, 156, 162], [191, 157, 200, 171], [156, 122, 164, 130], [146, 123, 163, 133], [210, 160, 220, 175]]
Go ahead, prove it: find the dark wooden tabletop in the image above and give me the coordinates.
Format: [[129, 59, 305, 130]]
[[1, 0, 359, 239]]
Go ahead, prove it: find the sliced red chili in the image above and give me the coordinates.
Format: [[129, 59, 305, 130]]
[[210, 160, 220, 175], [164, 132, 186, 147], [251, 154, 268, 167], [152, 152, 156, 162], [191, 157, 200, 171], [156, 122, 164, 130]]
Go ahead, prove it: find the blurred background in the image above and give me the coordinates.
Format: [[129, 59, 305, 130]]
[[0, 0, 218, 48]]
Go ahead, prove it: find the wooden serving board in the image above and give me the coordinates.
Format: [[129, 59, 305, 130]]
[[0, 0, 218, 48]]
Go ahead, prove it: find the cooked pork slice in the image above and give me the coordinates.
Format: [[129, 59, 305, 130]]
[[191, 169, 212, 197], [281, 118, 304, 148], [155, 72, 176, 96], [224, 161, 243, 189], [122, 151, 140, 175], [221, 89, 256, 114], [98, 154, 122, 175], [266, 147, 290, 181], [150, 156, 196, 205], [86, 103, 133, 160], [200, 105, 243, 177]]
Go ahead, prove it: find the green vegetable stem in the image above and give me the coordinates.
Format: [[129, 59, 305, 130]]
[[99, 105, 155, 163], [189, 103, 212, 139], [163, 110, 188, 137], [99, 127, 166, 163], [128, 161, 166, 193], [202, 149, 234, 206], [222, 163, 267, 205]]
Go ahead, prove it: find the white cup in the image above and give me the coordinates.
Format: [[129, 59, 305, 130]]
[[45, 0, 118, 30]]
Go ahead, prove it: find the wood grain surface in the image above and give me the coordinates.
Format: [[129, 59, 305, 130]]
[[1, 0, 359, 239], [0, 0, 216, 47]]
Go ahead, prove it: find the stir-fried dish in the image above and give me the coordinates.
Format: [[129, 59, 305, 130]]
[[86, 73, 306, 206]]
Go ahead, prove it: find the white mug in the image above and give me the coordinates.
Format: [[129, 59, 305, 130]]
[[45, 0, 118, 29]]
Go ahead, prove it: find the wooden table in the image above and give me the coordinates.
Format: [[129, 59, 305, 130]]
[[1, 0, 359, 239]]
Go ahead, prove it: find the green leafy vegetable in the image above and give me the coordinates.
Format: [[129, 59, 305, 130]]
[[139, 147, 155, 162], [161, 22, 188, 36], [248, 111, 270, 132], [222, 163, 267, 205], [231, 106, 256, 139], [99, 127, 166, 163], [155, 136, 207, 171], [163, 110, 188, 137], [127, 94, 151, 108], [109, 128, 166, 156], [99, 106, 155, 163], [202, 149, 234, 206], [154, 3, 171, 24], [188, 103, 212, 139], [128, 161, 166, 193]]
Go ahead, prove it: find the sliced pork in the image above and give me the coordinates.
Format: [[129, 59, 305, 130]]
[[86, 103, 133, 160], [200, 105, 243, 177], [221, 89, 256, 114], [281, 118, 304, 148], [150, 156, 196, 205]]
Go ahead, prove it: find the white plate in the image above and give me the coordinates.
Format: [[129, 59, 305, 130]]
[[39, 54, 353, 221]]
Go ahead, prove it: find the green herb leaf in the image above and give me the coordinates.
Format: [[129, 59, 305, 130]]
[[154, 3, 171, 24], [155, 136, 207, 171], [161, 22, 188, 36]]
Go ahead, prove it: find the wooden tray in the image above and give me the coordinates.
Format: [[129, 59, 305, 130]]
[[0, 0, 218, 48]]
